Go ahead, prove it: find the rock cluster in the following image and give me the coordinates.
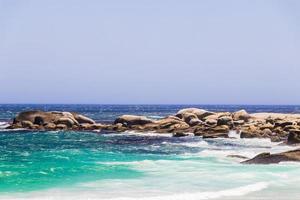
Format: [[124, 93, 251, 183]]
[[8, 110, 103, 131], [6, 108, 300, 145]]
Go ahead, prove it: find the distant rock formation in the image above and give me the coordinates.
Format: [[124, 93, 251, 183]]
[[6, 108, 300, 145]]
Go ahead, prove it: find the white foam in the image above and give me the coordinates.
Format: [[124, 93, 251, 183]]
[[108, 131, 173, 137], [1, 182, 268, 200], [0, 122, 10, 129], [106, 182, 269, 200]]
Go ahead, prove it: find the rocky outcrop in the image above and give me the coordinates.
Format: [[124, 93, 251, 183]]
[[242, 149, 300, 164], [8, 110, 98, 131], [6, 108, 300, 141]]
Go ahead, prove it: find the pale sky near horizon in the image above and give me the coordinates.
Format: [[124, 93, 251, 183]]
[[0, 0, 299, 104]]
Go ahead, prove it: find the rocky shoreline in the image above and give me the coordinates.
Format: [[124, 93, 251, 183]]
[[5, 108, 300, 164]]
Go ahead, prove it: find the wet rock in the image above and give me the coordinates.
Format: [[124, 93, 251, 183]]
[[242, 149, 300, 164], [203, 132, 228, 139], [173, 132, 189, 137], [227, 155, 249, 159], [287, 129, 300, 145]]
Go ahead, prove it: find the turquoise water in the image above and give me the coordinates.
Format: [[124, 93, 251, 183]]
[[1, 130, 300, 200], [1, 105, 300, 199]]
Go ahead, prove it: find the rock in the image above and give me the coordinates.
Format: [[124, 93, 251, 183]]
[[12, 110, 85, 130], [114, 115, 154, 127], [205, 119, 217, 126], [233, 120, 245, 126], [188, 118, 203, 126], [283, 125, 300, 132], [203, 132, 228, 138], [217, 116, 233, 126], [176, 108, 214, 120], [56, 124, 67, 130], [287, 129, 300, 145], [242, 149, 300, 164], [261, 128, 272, 136], [173, 132, 189, 137], [240, 125, 262, 138], [259, 123, 274, 130], [232, 110, 251, 122], [227, 155, 249, 159], [55, 117, 75, 128], [21, 120, 34, 129], [209, 125, 230, 133], [72, 113, 95, 124], [275, 121, 294, 128], [44, 123, 56, 130], [80, 123, 103, 130]]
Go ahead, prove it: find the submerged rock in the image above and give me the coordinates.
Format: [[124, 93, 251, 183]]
[[242, 149, 300, 164]]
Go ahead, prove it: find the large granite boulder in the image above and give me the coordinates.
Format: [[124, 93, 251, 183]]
[[114, 115, 154, 127], [242, 149, 300, 164]]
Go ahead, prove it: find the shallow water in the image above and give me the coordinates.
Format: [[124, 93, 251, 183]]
[[1, 105, 300, 199]]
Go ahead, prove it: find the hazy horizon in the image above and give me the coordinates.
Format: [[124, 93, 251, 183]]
[[1, 0, 300, 104]]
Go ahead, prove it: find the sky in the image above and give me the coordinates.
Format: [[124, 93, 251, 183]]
[[0, 0, 299, 104]]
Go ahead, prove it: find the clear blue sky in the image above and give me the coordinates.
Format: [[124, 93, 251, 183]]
[[0, 0, 299, 104]]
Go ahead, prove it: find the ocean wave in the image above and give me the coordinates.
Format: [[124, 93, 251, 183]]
[[104, 182, 269, 200], [0, 122, 10, 129], [1, 182, 268, 200], [104, 131, 173, 137]]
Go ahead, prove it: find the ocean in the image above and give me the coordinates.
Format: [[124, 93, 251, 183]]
[[0, 104, 300, 200]]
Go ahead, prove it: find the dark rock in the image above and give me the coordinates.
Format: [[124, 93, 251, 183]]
[[242, 149, 300, 164], [287, 129, 300, 145]]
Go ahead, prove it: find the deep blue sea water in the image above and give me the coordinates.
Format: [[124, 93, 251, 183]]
[[0, 104, 300, 200]]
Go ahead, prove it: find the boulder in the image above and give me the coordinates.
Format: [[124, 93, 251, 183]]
[[56, 124, 67, 130], [240, 125, 262, 138], [205, 119, 217, 126], [153, 117, 190, 133], [173, 132, 189, 137], [114, 115, 154, 127], [217, 116, 233, 126], [21, 120, 34, 129], [287, 129, 300, 145], [72, 113, 95, 124], [176, 108, 214, 120], [203, 132, 228, 139], [44, 123, 57, 130], [242, 149, 300, 164], [232, 110, 251, 122], [274, 120, 294, 128], [55, 117, 75, 128]]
